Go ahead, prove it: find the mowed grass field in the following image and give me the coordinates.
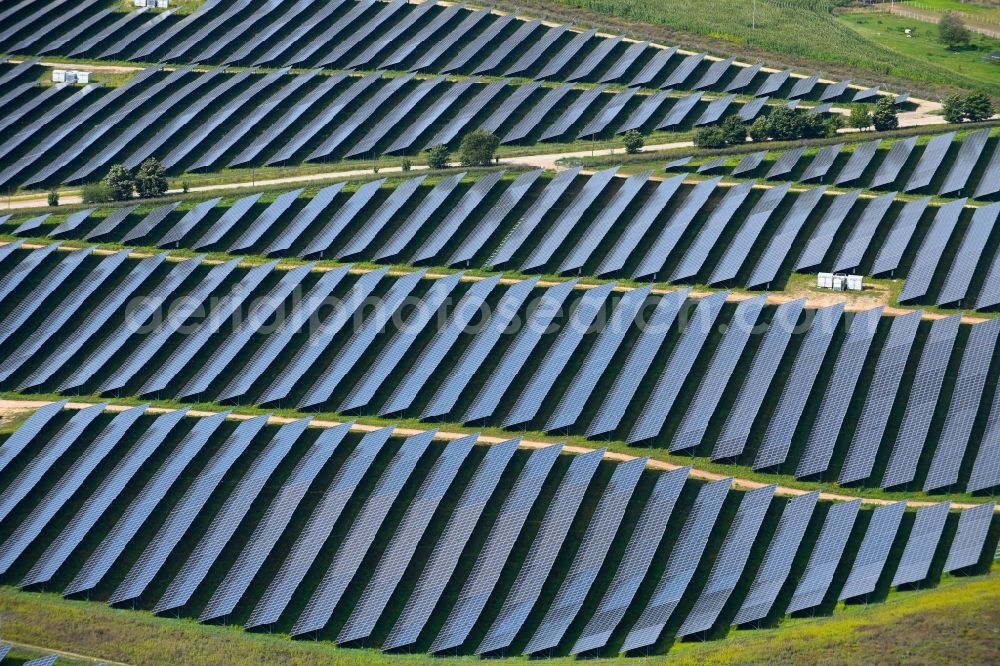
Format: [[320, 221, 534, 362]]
[[512, 0, 997, 97], [0, 568, 997, 665], [838, 11, 1000, 95]]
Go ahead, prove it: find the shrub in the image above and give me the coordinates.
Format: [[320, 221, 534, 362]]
[[135, 157, 168, 198], [800, 113, 833, 139], [459, 129, 500, 166], [426, 144, 450, 170], [47, 190, 58, 207], [963, 92, 994, 122], [720, 116, 747, 145], [103, 164, 134, 201], [694, 126, 728, 149], [749, 116, 770, 142], [872, 98, 899, 132], [765, 107, 807, 141], [849, 104, 873, 131], [622, 129, 645, 154], [939, 11, 971, 49], [943, 95, 965, 123], [181, 179, 190, 193], [401, 158, 412, 172], [81, 182, 112, 204]]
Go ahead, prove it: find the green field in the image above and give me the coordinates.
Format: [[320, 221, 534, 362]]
[[838, 11, 1000, 96], [902, 0, 1000, 19], [0, 562, 996, 665], [513, 0, 996, 97]]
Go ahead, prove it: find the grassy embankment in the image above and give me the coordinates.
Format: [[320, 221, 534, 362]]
[[0, 567, 996, 665]]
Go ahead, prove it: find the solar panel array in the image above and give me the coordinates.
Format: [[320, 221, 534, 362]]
[[0, 404, 994, 657], [2, 239, 997, 492], [882, 315, 961, 489], [524, 456, 646, 654], [924, 319, 1000, 492], [797, 306, 884, 479], [944, 502, 995, 572], [786, 499, 862, 613], [891, 501, 950, 587], [838, 310, 922, 485], [620, 477, 732, 652], [477, 448, 604, 654], [13, 128, 995, 300], [839, 501, 906, 601], [734, 491, 819, 625], [676, 484, 775, 637], [0, 59, 815, 189], [22, 0, 852, 99], [676, 130, 997, 198]]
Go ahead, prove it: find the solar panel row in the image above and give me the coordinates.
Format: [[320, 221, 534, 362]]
[[1, 402, 994, 656]]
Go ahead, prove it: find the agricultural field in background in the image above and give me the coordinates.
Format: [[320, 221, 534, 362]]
[[516, 0, 996, 97], [838, 11, 1000, 96]]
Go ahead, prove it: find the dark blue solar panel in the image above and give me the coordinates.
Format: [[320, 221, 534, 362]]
[[246, 427, 393, 629], [586, 289, 690, 438], [709, 182, 791, 285], [601, 40, 651, 83], [671, 180, 754, 282], [870, 136, 917, 189], [898, 198, 966, 303], [474, 19, 542, 75], [904, 131, 956, 192], [746, 186, 826, 289], [292, 430, 434, 637], [786, 499, 860, 613], [924, 319, 1000, 491], [628, 291, 729, 443], [670, 295, 766, 452], [755, 69, 790, 97], [832, 191, 896, 273], [429, 442, 561, 653], [676, 484, 774, 637], [834, 139, 881, 185], [940, 128, 991, 196], [838, 310, 922, 485], [973, 140, 1000, 199], [796, 306, 884, 478], [937, 203, 1000, 306], [733, 490, 819, 625], [570, 466, 689, 654], [794, 190, 860, 270], [338, 434, 475, 645], [714, 298, 806, 459], [881, 315, 960, 488], [619, 477, 731, 652], [476, 449, 604, 654], [870, 197, 930, 277], [838, 501, 905, 601], [384, 438, 518, 650], [633, 177, 720, 280], [597, 173, 685, 277], [944, 503, 995, 572], [523, 456, 645, 654]]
